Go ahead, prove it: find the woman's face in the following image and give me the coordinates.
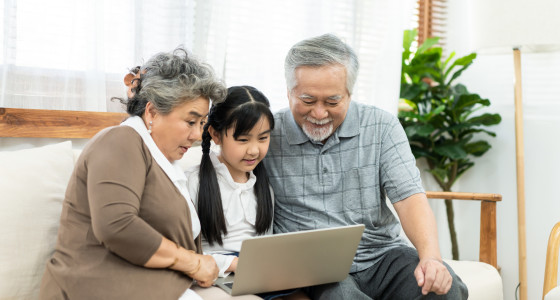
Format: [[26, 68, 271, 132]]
[[148, 97, 209, 162]]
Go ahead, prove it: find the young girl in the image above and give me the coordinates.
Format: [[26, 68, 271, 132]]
[[185, 85, 274, 277], [187, 86, 310, 300]]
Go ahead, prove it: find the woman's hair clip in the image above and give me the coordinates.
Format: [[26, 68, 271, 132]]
[[123, 68, 146, 99]]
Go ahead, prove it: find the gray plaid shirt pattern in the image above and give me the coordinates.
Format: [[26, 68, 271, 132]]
[[264, 101, 425, 272]]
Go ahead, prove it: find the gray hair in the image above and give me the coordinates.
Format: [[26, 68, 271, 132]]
[[122, 47, 227, 116], [284, 33, 359, 94]]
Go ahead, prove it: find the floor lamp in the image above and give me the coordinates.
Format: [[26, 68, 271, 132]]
[[471, 1, 560, 299]]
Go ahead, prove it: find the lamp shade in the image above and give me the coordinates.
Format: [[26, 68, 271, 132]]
[[472, 0, 560, 53]]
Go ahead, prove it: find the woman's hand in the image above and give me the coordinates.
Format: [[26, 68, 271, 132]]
[[144, 238, 219, 287], [188, 254, 219, 287], [225, 257, 238, 273]]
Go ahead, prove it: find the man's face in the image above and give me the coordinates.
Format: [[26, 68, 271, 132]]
[[288, 64, 351, 143]]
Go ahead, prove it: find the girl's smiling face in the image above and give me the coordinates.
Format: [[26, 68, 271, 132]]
[[210, 116, 271, 183]]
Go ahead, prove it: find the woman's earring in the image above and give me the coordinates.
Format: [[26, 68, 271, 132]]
[[147, 121, 153, 134]]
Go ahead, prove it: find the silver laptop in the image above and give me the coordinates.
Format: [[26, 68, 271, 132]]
[[214, 224, 365, 296]]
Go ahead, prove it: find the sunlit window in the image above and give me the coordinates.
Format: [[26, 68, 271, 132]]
[[0, 0, 412, 112]]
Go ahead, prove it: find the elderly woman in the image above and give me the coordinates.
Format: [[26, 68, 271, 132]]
[[39, 48, 226, 299]]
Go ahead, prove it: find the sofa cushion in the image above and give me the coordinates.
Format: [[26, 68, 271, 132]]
[[546, 286, 560, 300], [445, 259, 503, 300], [0, 141, 74, 299]]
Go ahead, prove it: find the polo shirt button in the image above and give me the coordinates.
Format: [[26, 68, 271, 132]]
[[323, 167, 328, 173]]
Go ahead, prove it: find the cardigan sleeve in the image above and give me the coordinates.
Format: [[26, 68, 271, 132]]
[[86, 127, 163, 265]]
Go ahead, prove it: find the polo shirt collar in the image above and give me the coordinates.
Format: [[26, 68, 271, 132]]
[[337, 101, 360, 138], [284, 109, 309, 145], [284, 101, 360, 145]]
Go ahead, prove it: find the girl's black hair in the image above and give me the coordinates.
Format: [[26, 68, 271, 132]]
[[198, 85, 275, 246]]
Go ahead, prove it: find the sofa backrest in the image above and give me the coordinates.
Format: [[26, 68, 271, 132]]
[[0, 139, 205, 299]]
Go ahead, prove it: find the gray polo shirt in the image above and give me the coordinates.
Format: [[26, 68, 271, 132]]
[[264, 101, 424, 272]]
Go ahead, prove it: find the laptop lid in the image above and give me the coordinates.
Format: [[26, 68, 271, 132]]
[[222, 224, 364, 296]]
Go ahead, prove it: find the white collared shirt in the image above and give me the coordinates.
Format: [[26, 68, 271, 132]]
[[185, 151, 273, 276]]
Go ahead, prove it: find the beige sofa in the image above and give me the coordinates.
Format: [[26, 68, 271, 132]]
[[0, 107, 503, 299]]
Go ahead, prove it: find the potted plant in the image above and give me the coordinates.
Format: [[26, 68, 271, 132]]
[[399, 29, 502, 260]]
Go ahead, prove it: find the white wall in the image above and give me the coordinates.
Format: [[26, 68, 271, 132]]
[[429, 1, 560, 299]]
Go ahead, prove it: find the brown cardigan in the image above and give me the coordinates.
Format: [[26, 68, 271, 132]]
[[40, 126, 201, 300]]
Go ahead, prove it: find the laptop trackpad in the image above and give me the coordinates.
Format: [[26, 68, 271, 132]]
[[215, 273, 235, 294]]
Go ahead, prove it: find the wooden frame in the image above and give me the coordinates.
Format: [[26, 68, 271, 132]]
[[416, 0, 447, 46], [543, 222, 560, 299], [513, 48, 528, 300], [426, 191, 501, 269], [1, 107, 502, 270], [0, 107, 127, 139]]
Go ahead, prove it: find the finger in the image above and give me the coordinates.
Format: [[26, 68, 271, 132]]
[[422, 265, 436, 295], [442, 272, 453, 294], [200, 279, 214, 288], [432, 269, 446, 294], [434, 268, 452, 295], [414, 264, 425, 287], [197, 280, 209, 288]]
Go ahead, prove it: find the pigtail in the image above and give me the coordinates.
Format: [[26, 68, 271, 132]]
[[197, 123, 227, 246], [253, 162, 274, 234]]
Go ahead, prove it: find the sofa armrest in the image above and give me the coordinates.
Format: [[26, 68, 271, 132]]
[[426, 191, 502, 269], [544, 222, 560, 299]]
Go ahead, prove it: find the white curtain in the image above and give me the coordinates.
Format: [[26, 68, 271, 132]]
[[0, 0, 414, 114]]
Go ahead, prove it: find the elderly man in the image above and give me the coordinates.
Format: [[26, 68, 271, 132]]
[[264, 33, 468, 299]]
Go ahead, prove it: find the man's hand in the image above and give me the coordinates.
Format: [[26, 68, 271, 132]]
[[414, 257, 452, 295]]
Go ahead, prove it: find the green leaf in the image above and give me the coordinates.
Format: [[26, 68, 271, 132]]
[[428, 167, 448, 183], [453, 93, 490, 111], [434, 143, 468, 160], [457, 160, 474, 173], [402, 99, 418, 111], [405, 124, 436, 137], [442, 52, 456, 71], [464, 141, 492, 156], [446, 64, 472, 86], [428, 105, 446, 118], [452, 84, 468, 95], [400, 84, 422, 100], [410, 145, 434, 160], [403, 29, 417, 52], [452, 53, 477, 66], [410, 48, 442, 67], [399, 110, 422, 121], [435, 122, 494, 138], [443, 53, 477, 84], [458, 128, 497, 138], [467, 113, 502, 126], [417, 37, 440, 54], [402, 29, 417, 62]]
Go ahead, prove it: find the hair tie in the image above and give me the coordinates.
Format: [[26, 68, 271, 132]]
[[124, 68, 146, 98]]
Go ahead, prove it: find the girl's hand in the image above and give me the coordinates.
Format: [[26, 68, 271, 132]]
[[188, 254, 219, 287], [226, 257, 238, 273]]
